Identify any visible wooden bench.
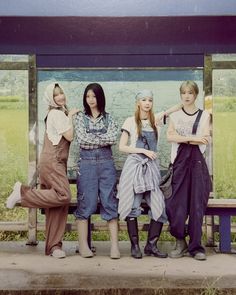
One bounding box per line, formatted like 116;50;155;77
205;198;236;253
39;197;236;254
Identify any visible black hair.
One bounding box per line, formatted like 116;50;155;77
83;83;106;116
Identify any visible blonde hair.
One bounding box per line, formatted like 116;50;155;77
180;80;199;97
134;103;157;138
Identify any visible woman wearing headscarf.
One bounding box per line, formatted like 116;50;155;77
6;82;79;258
118;89;181;259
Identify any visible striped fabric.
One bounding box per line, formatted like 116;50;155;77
117;154;165;221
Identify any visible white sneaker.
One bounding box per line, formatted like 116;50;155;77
51;249;66;259
6;181;22;209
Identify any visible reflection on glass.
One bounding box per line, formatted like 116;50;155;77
213;69;236;198
38;69;203;178
0;70;28;220
0;55;29;62
212;54;236;62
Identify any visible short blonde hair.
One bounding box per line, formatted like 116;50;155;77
180;80;199;97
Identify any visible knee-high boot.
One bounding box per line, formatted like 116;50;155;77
107;219;120;259
76;219;93;258
126;217;142;259
144;219;167;258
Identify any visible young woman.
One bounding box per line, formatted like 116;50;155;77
74;83;120;259
6;83;79;258
166;80;212;261
118;89;181;259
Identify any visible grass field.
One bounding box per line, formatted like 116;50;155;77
213;112;236;198
0;107;28;222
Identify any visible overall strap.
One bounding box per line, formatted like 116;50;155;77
83;114;90;132
84;113;109;132
103;113;109;130
192;109;203;135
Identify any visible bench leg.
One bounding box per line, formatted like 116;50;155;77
88;217;91;249
205;215;216;247
218;215;232;253
87;217;96;253
26;208;38;246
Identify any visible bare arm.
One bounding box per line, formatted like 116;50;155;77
156;103;183;125
119;130;157;160
167;117;210;145
189;116;211;145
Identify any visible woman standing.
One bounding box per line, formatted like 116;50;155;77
118;89;181;259
74;83;120;259
6;83;79;258
166;80;212;261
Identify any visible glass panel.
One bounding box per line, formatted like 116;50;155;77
0;55;29;62
213;69;236;198
38;69;203;179
212;54;236;62
0;70;28;220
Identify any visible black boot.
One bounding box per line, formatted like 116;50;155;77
144;220;167;258
126;217;142;259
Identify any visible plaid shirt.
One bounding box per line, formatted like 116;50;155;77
74;112;118;149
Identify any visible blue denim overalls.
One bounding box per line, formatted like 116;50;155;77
74;114;118;221
127;130;167;223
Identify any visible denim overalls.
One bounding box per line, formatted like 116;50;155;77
127;130;167;223
74;114;118;221
165;143;212;255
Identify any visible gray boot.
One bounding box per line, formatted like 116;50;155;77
76;219;93;258
108;219;120;259
168;239;188;258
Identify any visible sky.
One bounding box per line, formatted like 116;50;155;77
0;0;236;17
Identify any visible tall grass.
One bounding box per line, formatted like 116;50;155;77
213;97;236;198
0;107;28;221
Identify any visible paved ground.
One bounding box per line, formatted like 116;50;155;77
0;241;236;294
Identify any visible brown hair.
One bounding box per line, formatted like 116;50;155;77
180;80;199;97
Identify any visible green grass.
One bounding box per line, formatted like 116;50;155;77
213;112;236;198
0;108;28;222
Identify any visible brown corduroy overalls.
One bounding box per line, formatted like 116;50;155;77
21;131;71;255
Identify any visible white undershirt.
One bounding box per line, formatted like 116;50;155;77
121;112;164;148
169;109;210;163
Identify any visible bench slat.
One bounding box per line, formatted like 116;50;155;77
208;199;236;208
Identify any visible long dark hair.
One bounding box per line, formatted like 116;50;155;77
83;83;106;116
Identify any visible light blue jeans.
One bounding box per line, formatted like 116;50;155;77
74;147;118;221
128;191;167;223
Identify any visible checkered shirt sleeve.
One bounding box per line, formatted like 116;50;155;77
74;112;118;149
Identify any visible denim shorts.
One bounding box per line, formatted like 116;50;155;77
74;147;118;221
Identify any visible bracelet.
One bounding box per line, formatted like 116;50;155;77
163;114;167;125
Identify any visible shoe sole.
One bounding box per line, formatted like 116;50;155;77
168;248;188;258
144;251;168;258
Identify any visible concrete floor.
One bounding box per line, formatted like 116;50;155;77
0;241;236;294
